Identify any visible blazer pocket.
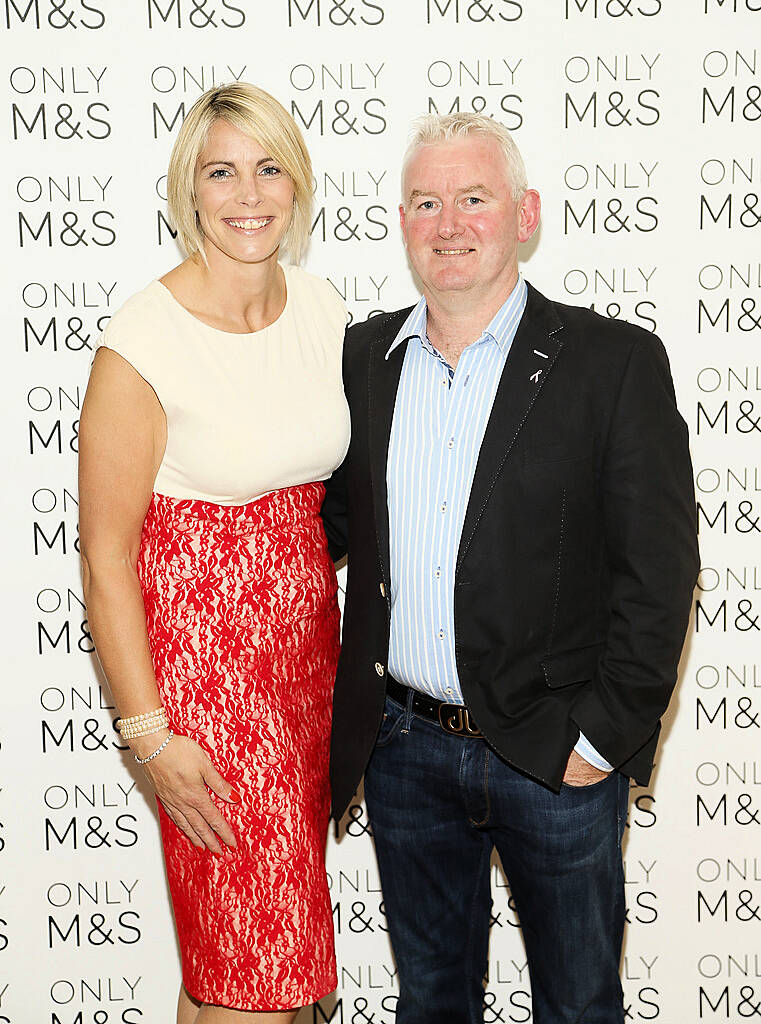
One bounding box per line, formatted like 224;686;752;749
541;643;602;689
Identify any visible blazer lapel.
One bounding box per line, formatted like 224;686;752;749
367;309;413;584
457;284;565;572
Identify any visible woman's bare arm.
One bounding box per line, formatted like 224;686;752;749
79;348;165;717
79;349;238;854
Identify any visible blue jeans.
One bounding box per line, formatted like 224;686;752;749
363;693;630;1024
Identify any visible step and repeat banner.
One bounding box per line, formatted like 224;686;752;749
2;2;760;1022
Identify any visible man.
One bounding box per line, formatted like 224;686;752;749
322;114;698;1024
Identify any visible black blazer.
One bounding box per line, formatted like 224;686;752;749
322;283;699;820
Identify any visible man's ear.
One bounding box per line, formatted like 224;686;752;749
518;189;541;243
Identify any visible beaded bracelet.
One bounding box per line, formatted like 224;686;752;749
134;731;174;765
118;707;165;728
118;709;169;740
120;716;169;740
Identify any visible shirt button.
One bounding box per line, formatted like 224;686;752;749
446;688;453;695
438;629;446;639
448;438;454;449
440;502;447;513
434;567;441;579
379;582;386;598
374;662;385;677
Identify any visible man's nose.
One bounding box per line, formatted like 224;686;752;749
437;205;462;237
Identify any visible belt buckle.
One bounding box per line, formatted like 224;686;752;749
438;703;482;738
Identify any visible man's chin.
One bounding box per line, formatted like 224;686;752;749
427;269;475;293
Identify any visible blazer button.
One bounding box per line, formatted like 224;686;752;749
379;582;386;598
374;662;385;677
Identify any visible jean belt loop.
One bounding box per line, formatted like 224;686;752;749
402;683;414;734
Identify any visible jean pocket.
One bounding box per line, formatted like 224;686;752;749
374;700;406;748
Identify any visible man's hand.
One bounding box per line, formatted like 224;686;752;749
563;750;611;787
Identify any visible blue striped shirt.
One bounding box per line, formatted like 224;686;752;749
386;277;527;704
385;277;612;771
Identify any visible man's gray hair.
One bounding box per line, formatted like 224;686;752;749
401;113;528;202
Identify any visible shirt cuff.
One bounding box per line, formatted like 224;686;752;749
574;732;614;772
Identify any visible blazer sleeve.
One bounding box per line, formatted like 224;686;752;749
320;327;351;563
570;334;699;768
321;461;348;563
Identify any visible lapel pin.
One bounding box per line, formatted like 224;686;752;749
533;349;549;359
530;370;542;383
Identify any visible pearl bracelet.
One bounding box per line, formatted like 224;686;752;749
118;709;169;739
134;731;174;765
118;707;165;728
120;718;169;740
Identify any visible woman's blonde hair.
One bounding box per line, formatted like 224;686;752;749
167;82;313;262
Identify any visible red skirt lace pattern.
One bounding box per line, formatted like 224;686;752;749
137;482;339;1011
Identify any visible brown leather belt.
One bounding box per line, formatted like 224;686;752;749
386;675;483;738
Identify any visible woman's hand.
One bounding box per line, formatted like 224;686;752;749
132;732;240;855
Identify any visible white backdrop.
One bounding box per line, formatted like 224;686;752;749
2;2;760;1022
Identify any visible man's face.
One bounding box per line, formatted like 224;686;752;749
400;136;539;305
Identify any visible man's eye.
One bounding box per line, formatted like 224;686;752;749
419;200;435;210
465;196;483;205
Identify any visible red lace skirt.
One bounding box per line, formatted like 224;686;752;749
137;483;339;1011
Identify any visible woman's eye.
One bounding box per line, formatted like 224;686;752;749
209;168;231;179
260;165;282;176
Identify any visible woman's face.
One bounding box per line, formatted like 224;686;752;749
193;119;296;267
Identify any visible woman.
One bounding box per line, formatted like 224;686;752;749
79;83;349;1023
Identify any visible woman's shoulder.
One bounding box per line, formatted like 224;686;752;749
284;263;348;327
101;280;171;341
95;281;179;392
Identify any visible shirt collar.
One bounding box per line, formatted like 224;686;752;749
385;295;427;360
385;275;527;360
